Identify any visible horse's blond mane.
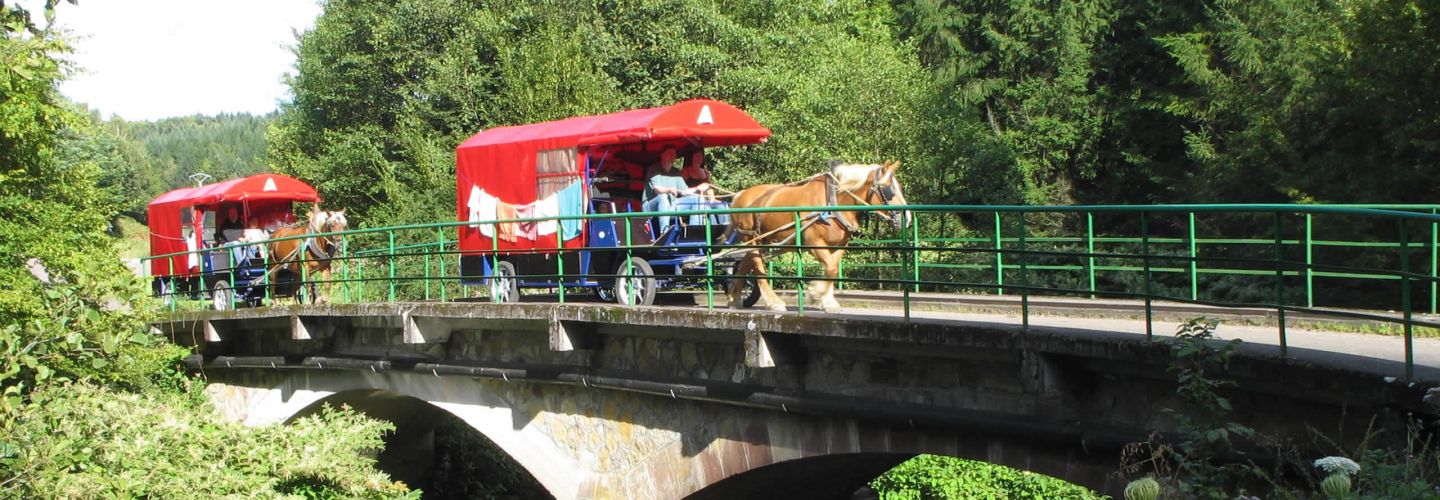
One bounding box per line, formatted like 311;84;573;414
829;163;887;191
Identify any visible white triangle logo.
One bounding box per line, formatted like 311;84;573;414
263;178;278;192
696;105;714;125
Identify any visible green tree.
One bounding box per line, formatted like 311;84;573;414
272;0;934;227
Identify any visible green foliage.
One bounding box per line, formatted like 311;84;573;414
0;5;414;498
1;385;413;499
869;454;1103;499
273;0;933;228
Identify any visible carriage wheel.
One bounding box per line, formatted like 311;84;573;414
615;257;656;307
489;261;520;303
724;261;762;309
211;280;233;311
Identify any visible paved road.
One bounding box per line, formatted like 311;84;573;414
668;289;1440;384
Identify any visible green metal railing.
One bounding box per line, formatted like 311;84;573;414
143;203;1440;380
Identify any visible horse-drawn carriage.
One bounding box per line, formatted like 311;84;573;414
146;173;322;310
455;99;773;305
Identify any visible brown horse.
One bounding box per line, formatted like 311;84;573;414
724;161;909;312
267;208;348;304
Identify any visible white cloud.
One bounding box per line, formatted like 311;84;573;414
41;0;322;121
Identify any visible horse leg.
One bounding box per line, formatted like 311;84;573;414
747;251;786;311
313;267;332;304
806;248;832;307
756;256;787;312
727;251;755;308
820;248;845;312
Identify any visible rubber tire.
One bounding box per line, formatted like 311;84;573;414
615;257;656;307
212;280;233;311
489;260;521;303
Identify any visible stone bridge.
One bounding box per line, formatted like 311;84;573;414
154;301;1440;499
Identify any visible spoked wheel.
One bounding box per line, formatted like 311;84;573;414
211;280;233;311
614;257;656;307
489;260;520;303
724;261;761;309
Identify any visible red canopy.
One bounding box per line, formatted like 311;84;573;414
147;173;320;209
455;99;770;254
147;173;320;276
457;99;772;151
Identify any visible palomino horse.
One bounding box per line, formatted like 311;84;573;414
724;161;909;312
267;209;348;303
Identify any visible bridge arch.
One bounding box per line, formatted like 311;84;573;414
286;389;548;497
204;368;1121;499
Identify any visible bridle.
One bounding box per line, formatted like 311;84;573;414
830;167;902;225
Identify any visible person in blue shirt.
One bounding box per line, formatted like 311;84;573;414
643;147;709;232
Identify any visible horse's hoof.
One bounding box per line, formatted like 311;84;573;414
765;302;787;312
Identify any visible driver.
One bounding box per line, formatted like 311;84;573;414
643;147;708;230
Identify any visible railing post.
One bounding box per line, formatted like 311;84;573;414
1188;211;1198;301
1141;211;1152;340
1305;213;1314;309
227;245;236;310
993;212;1004;295
1401;220;1415;381
1018;212;1028;330
424;243;432;301
436;228;447;303
299;238;309;304
910;212;920;293
387;230;396;303
1430;208;1437;315
904;210;913;322
623;218;633;305
1086;211;1096;299
794;210;804;314
704;215;714;309
1274;211;1287;358
341;237;351;304
491;221;501;303
556;219;566;304
167;258;176;312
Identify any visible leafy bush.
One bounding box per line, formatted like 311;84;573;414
870;454;1103;499
0;384;414;499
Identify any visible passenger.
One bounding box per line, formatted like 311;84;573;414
643;147;706;231
214;206;244;244
680;149;713;197
241;217;269;260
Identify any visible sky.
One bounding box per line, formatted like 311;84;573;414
38;0;322;121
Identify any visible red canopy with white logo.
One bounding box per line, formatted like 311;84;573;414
147;173;320;276
455;99;771;254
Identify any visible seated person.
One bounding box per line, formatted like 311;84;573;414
680;149;714;197
642;147;708;231
214;206;244;244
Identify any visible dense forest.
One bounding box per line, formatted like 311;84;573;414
87;112;272;220
273;0;1440;230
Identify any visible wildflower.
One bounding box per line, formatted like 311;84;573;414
1313;456;1361;476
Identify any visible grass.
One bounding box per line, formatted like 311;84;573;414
111;215;149;261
